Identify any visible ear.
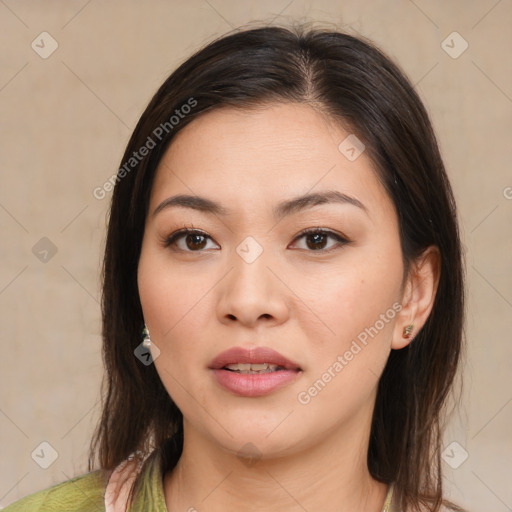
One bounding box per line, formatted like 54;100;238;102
391;245;441;350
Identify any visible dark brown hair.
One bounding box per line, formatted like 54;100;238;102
89;23;465;511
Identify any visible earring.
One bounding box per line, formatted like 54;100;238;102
403;324;414;338
142;325;152;347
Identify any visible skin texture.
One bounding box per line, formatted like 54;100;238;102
137;103;440;512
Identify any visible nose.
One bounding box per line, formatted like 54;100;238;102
216;245;289;329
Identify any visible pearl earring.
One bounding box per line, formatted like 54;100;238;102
142;325;152;347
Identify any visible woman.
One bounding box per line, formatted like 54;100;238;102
5;23;465;512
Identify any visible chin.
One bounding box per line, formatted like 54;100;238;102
201;418;309;459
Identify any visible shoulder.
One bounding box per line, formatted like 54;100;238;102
2;469;110;512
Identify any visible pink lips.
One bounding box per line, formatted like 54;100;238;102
209;346;302;397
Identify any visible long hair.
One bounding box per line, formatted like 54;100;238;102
89;23;465;511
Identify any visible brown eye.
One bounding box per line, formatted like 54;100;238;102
164;228;349;253
184;233;208;250
164;229;218;252
292;229;349;252
305;232;328;250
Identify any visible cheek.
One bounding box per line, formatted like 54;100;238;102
138;251;212;410
301;243;403;371
324;256;401;326
138;248;209;334
295;269;401;420
137;248;219;387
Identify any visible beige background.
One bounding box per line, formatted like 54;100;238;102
1;1;511;510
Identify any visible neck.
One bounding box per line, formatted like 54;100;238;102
163;417;388;512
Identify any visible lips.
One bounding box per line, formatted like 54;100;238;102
209;346;302;397
208;346;302;371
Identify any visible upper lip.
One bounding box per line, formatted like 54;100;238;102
209;346;302;370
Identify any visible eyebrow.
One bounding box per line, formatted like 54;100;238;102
152;190;368;219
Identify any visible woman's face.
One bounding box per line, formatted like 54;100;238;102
138;103;407;459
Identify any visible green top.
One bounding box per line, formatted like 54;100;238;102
2;450;167;512
3;449;396;511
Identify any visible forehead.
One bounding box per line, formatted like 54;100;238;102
150;103;394;220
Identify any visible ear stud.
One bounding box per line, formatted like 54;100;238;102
402;324;414;338
403;324;414;338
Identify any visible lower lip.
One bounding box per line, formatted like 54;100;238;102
211;368;301;397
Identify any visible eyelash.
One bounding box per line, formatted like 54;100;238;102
163;226;350;254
